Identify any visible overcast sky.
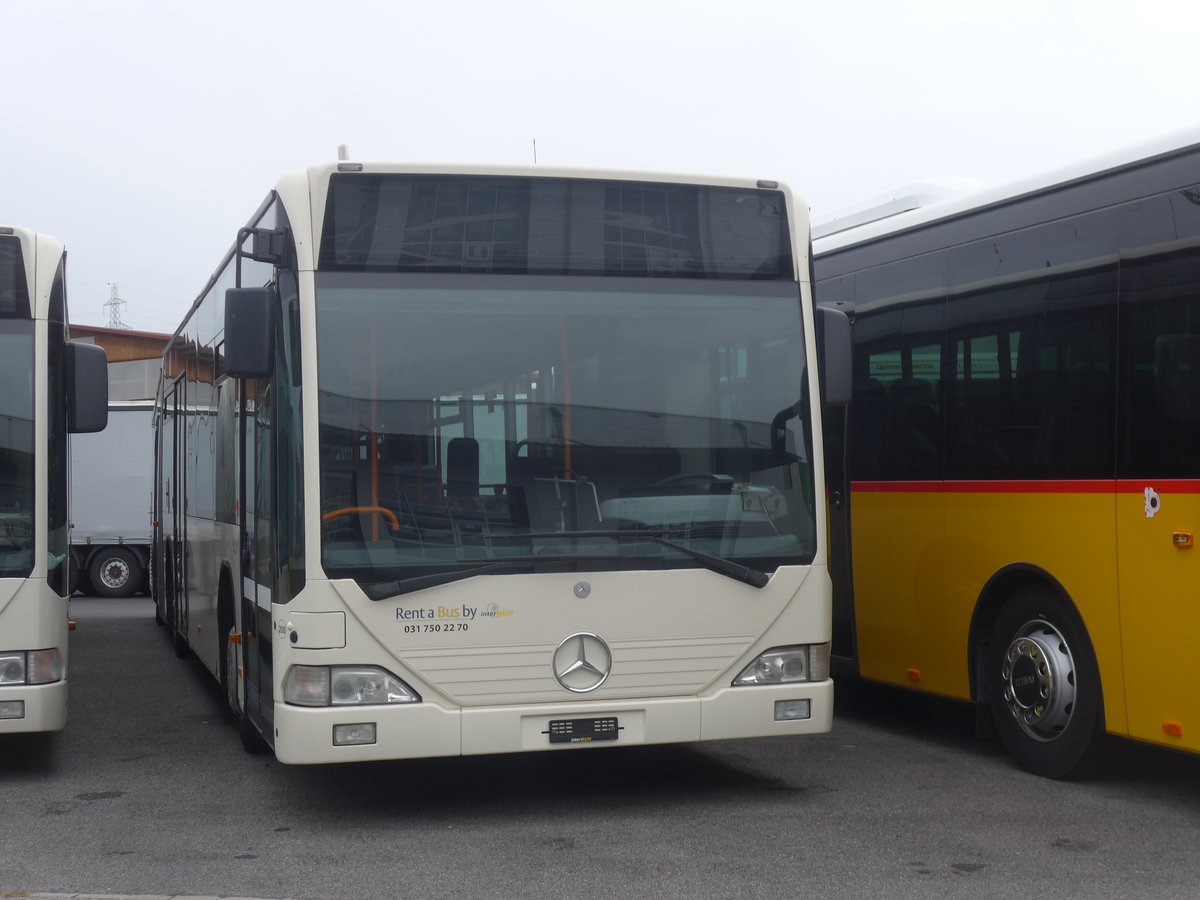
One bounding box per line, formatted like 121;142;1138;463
5;0;1197;331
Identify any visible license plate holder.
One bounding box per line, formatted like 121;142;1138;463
547;716;620;744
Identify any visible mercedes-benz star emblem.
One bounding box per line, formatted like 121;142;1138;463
552;632;612;693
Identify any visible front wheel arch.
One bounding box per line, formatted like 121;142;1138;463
968;564;1074;704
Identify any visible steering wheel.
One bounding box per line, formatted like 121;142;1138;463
321;506;400;530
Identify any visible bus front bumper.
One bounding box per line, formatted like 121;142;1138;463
0;680;67;734
270;679;833;764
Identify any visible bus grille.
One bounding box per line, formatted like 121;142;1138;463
402;635;756;705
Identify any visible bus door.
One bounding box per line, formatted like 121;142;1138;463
825;379;855;661
163;378;187;643
818;297;857;663
239;378;274;736
1115;252;1200;750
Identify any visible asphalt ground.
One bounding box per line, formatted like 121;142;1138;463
2;596;1198;900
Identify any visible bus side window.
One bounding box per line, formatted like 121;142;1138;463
1119;242;1200;478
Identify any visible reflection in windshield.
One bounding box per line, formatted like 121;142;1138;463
315;274;814;581
0;323;35;577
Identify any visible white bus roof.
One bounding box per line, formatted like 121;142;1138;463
813;124;1200;254
811;179;983;240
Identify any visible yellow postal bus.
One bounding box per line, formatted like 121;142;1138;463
815;132;1200;777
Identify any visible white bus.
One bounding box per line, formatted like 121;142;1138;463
0;226;108;734
153;163;849;764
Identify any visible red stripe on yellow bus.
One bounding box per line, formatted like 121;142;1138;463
850;480;1200;494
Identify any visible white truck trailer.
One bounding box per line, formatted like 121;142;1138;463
69;400;153;597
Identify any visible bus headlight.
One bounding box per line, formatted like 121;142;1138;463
283;665;421;707
0;653;26;685
330;667;419;706
0;649;63;685
732;644;830;686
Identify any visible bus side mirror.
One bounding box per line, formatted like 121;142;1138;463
67;340;108;433
224;287;276;378
816;305;852;407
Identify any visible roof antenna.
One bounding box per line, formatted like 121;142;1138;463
337;144;350;161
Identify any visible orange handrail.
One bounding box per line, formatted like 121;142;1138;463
321;506;400;530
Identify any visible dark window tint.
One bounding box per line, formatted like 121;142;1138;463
946;260;1117;479
849;253;946;481
0;236;31;318
1118;241;1200;478
946;211;1120;480
47;321;69;595
0;321;35;577
823;163;1200;484
852;338;944;481
48;257;71;592
1114;186;1200;478
273;269;305;597
49;257;67;325
318;174;794;280
844;211;1122;483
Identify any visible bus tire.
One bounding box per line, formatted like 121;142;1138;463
172;625;191;659
221;635;271;756
89;548;143;598
239;712;271;755
220;626;240;718
988;586;1105;779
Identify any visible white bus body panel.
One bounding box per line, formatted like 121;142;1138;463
160;166;832;762
0;578;68;733
1;229;70;734
270;565;831;764
183;516;240;679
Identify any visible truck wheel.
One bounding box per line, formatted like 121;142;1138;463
89;548;143;598
988;586;1105;779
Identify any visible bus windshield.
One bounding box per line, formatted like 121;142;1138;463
315;273;815;582
0;321;35;577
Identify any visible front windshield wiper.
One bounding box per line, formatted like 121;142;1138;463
362;530;771;602
363;561;533;601
522;530;771;589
